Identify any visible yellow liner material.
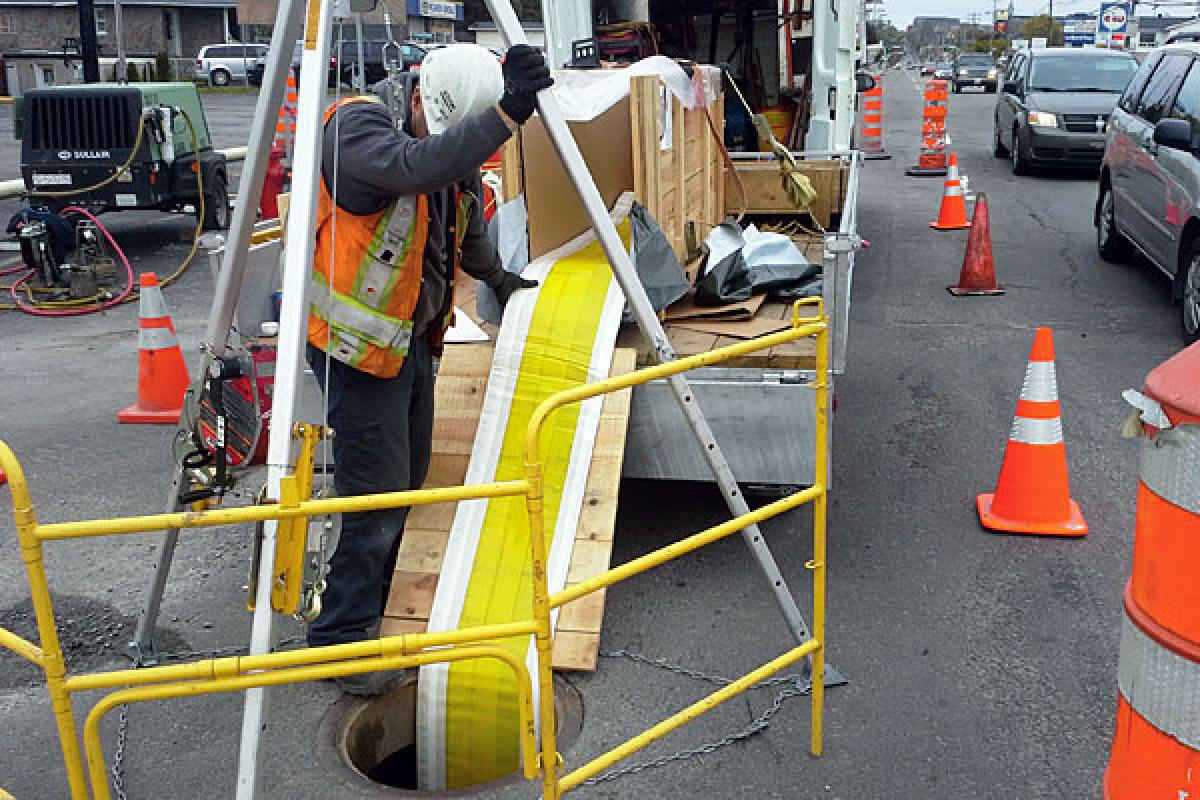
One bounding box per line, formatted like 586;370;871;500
442;225;629;788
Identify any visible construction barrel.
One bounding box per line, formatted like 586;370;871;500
1105;342;1200;798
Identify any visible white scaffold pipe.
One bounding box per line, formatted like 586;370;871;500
234;0;336;797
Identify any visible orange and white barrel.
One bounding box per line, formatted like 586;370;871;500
1105;343;1200;798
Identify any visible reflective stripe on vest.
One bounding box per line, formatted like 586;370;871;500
309;273;414;352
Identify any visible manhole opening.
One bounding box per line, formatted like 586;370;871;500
325;674;582;796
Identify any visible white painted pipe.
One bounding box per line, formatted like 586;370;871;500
0;146;249;200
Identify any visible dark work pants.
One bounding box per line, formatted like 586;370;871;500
305;333;434;647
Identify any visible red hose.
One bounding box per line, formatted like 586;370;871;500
8;206;136;317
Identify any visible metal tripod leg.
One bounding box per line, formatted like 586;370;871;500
128;0;305;668
484;0;844;688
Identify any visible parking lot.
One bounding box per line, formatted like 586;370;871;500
0;71;1187;798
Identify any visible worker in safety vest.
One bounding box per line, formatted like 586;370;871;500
305;43;551;694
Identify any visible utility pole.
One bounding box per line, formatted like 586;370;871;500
1049;0;1055;45
77;0;100;82
115;0;127;83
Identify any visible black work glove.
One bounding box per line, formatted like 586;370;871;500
494;271;538;307
498;44;553;125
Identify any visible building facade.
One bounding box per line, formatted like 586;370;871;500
0;0;235;92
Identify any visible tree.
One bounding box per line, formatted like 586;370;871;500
1021;14;1062;46
972;36;1008;58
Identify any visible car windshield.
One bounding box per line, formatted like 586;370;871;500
1028;55;1137;92
959;56;992;66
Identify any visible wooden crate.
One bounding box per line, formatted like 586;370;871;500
723;155;850;228
501;70;725;264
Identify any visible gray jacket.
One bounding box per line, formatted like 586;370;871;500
320;100;512;335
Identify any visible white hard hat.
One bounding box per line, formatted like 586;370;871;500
419;44;504;135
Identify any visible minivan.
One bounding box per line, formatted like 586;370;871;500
194;44;268;86
1097;44;1200;343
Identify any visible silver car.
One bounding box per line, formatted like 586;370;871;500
194;43;268;87
1097;44;1200;343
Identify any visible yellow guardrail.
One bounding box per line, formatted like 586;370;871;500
0;297;831;800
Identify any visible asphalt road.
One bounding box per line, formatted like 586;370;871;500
0;77;1187;799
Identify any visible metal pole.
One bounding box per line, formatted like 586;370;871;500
129;0;305;666
114;0;127;83
482;0;840;684
354;12;367;93
77;0;100;83
236;0;335;793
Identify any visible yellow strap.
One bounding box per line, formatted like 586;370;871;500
439;224;630;789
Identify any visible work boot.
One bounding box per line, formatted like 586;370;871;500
333;667;413;696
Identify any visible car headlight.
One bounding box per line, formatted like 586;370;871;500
988;68;998;78
1028;111;1058;128
958;68;969;75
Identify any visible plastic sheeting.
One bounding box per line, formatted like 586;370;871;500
630;201;689;311
550;56;722;122
478;195;531;326
416;194;635;790
695;223;821;306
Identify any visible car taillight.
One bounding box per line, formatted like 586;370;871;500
195;60;202;68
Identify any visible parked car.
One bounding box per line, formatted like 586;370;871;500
335;40;426;87
194;43;268;86
920;61;936;75
953;53;998;93
247;40;340;88
933;62;954;80
993;46;1138;174
1097;44;1200;343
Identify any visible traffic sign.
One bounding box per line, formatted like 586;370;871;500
1099;2;1130;34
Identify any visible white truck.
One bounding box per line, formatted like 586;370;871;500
530;0;865;487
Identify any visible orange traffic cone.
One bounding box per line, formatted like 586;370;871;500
977;327;1087;536
930;154;971;231
948;193;1004;296
118;273;190;424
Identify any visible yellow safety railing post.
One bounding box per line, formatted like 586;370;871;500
0;441;90;800
522;440;561;799
810;304;830;758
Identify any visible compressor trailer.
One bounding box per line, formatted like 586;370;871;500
15;82;231;231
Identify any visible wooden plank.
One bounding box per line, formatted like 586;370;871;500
557;587;607;633
500;131;523;202
385;571;439;620
672;94;687;259
381;617;428;637
393;528;451;574
713;95;725;227
630;75;661;223
551;631;600;672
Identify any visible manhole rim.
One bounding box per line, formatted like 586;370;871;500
316;673;584;797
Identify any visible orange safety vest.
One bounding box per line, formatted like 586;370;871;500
307;96;430;378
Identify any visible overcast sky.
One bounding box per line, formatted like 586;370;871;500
882;0;1148;27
